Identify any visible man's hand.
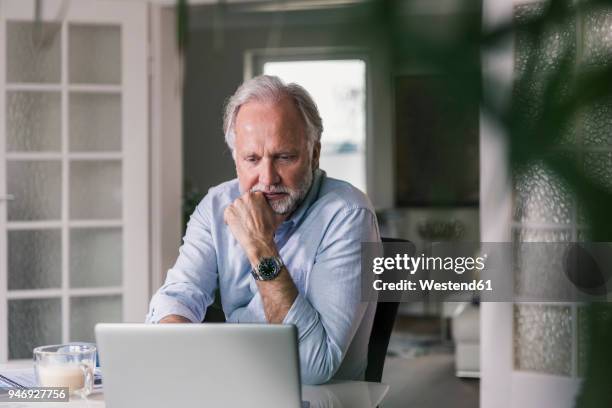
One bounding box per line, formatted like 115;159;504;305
223;192;281;263
224;192;297;323
159;314;192;324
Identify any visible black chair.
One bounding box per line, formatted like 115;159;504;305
364;237;410;383
364;302;400;382
202;289;226;323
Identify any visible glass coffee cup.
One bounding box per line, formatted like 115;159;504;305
33;344;96;398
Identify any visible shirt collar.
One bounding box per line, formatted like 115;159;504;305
283;168;326;228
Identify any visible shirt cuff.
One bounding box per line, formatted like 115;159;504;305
282;293;319;340
145;293;200;324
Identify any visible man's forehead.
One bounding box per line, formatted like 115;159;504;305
234;98;307;150
236;97;302;123
235;136;303;154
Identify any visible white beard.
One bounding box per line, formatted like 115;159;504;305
250;169;314;215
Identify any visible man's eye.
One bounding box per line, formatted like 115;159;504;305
279;155;294;161
245;157;259;163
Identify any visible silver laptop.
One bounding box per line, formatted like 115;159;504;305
95;323;302;408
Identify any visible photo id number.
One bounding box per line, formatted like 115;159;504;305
2;387;69;402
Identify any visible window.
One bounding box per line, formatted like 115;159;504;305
260;58;368;193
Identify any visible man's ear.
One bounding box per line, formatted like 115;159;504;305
311;142;321;170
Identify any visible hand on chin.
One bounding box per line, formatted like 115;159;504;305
224;191;282;255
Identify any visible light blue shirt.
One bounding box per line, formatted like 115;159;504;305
146;169;380;384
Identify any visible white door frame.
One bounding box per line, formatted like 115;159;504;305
148;3;183;295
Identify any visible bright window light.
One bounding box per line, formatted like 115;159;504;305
263;59;367;193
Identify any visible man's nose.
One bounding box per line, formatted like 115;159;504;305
259;159;280;186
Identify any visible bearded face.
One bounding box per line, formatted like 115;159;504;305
248;167;313;215
233;97;319;218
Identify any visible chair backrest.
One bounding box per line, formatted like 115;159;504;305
202;302;226;323
364;237;409;383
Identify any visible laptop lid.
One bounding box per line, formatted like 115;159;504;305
95;323;302;408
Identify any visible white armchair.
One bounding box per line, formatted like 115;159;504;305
451;303;480;378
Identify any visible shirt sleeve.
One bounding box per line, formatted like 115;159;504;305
282;207;380;384
145;195;218;324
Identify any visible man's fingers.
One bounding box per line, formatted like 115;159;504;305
229;191;274;226
233;196;247;212
251;191;267;204
243;190;264;201
223;205;235;225
237;192;266;210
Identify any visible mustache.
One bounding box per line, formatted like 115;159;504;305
250;185;292;194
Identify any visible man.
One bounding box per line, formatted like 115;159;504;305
146;75;380;385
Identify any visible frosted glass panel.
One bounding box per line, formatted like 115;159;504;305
513;229;573;299
70;228;122;288
9;298;61;359
70;161;122;219
577;305;612;377
7;161;61;221
513;227;572;243
514;3;539;75
577;306;588;377
69;24;121;84
583;10;612;67
513;4;577;147
70;296;122;342
577;194;592;226
514;163;573;224
8;229;61;290
70;93;121;151
7;21;61;83
514;3;575;73
578;229;591;242
583;99;612;147
513;244;576;300
584;152;612;192
7;91;61;152
514;304;572;376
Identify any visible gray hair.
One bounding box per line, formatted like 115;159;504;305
223;75;323;155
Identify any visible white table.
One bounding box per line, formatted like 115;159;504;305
303;381;389;407
1;363;389;408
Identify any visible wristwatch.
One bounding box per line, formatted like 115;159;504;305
251;256;284;281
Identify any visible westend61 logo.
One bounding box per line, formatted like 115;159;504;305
361;242;612;303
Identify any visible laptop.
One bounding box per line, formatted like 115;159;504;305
95;323;303;408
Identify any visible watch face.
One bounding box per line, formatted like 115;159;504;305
258;257;279;280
